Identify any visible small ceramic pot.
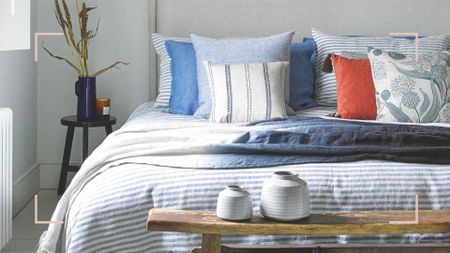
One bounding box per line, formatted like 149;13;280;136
260;171;310;221
216;186;252;221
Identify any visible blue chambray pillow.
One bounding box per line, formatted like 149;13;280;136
151;34;190;109
191;32;294;118
165;40;199;115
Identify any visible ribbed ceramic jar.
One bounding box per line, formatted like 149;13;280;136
260;171;310;221
216;186;253;221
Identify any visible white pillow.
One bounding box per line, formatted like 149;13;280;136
368;48;450;123
204;61;289;123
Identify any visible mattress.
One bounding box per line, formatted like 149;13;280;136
64;103;450;253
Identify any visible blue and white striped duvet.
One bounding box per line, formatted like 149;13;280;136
62;104;450;252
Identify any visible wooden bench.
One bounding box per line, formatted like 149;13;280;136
147;209;450;253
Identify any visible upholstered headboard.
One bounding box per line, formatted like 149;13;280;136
148;0;450;98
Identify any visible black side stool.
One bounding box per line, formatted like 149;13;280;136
57;115;117;195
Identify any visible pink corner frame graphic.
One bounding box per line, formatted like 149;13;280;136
389;32;420;61
34;32;64;62
389;195;419;224
34;195;64;225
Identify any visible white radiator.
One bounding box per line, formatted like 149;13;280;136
0;108;12;249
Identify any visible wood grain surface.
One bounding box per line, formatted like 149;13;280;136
147;209;450;236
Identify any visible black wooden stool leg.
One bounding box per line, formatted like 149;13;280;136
82;126;89;161
105;125;113;135
58;126;75;195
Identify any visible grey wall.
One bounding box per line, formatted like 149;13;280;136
37;0;150;187
0;0;39;214
0;0;37;181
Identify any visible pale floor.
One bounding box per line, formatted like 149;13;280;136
1;190;60;253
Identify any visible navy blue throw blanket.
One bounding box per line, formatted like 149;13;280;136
205;117;450;167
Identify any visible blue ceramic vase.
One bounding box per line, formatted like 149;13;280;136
75;77;97;120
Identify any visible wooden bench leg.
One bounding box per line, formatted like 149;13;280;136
195;234;220;253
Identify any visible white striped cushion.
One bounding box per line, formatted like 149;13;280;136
204;61;289;123
151;34;190;108
312;28;450;106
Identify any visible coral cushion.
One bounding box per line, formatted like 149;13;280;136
331;54;377;120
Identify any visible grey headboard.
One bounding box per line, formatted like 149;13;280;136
149;0;450;98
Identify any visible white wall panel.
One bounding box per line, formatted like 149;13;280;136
0;0;30;51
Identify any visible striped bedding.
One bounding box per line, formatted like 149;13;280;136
63;103;450;252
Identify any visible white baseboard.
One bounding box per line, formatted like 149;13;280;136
13;161;80;216
39;161;80;189
13;162;40;216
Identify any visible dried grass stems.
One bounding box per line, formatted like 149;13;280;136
43;0;129;77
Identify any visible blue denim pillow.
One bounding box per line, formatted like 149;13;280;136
290;40;317;110
303;38;317;80
165;40;199;115
191;32;294;118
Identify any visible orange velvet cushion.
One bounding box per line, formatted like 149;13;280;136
331;54;377;120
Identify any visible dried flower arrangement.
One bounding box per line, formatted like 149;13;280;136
43;0;128;77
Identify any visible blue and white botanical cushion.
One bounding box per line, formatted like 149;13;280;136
312;28;450;106
368;48;450;123
151;34;190;108
192;32;294;118
204;61;289;123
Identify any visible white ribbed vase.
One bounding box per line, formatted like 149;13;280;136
260;171;310;221
216;186;253;221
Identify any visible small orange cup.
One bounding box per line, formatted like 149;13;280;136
96;98;111;120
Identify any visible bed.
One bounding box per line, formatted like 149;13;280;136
38;0;450;252
36;103;449;253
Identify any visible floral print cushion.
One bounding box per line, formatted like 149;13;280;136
368;48;450;123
